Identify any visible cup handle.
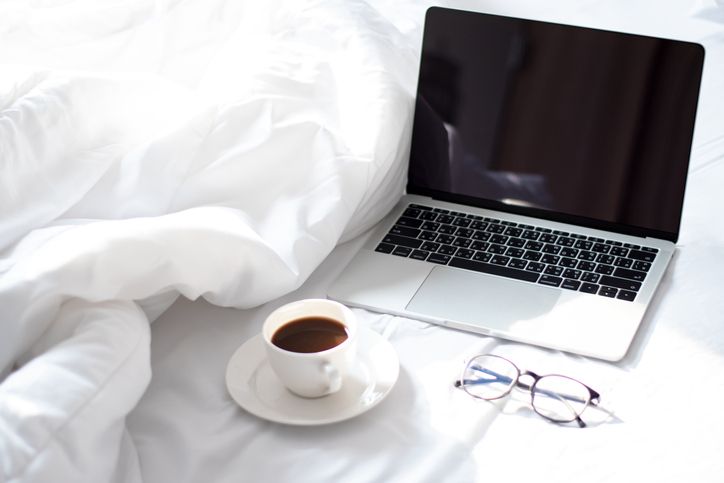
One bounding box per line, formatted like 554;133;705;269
321;362;342;394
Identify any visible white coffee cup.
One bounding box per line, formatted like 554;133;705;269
262;299;358;398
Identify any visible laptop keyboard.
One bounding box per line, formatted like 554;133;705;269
375;204;659;302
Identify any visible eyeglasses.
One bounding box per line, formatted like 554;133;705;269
455;354;601;428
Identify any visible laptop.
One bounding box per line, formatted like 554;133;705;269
327;7;705;361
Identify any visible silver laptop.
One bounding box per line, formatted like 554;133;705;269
328;7;704;361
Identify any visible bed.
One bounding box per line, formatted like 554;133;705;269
1;0;723;482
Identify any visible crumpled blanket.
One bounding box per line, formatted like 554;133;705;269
0;1;420;481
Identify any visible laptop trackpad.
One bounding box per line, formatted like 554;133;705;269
406;266;561;331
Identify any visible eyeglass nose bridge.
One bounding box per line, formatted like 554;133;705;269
514;370;541;392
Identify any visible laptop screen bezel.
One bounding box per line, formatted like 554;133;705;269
406;7;705;244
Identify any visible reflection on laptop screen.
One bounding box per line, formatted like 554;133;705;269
408;8;704;242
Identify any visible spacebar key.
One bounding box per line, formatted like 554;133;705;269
449;257;540;283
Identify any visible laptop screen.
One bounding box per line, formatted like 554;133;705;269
407;7;704;242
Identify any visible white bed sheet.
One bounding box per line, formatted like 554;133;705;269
128;2;724;483
1;0;723;482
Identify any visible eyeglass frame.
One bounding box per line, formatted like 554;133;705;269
455;354;601;428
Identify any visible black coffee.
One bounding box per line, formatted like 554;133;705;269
271;316;348;353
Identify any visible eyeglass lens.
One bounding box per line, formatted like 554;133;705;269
532;375;590;422
461;355;518;400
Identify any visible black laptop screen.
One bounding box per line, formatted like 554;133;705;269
407;8;704;242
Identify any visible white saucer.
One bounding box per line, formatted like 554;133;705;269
225;327;399;425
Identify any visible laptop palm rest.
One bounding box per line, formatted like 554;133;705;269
406;266;560;332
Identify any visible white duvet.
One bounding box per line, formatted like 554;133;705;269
0;1;420;481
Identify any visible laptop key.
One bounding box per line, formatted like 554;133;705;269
438;244;457;255
544;265;564;276
437;215;455;224
390;225;421;238
470;241;490;251
592;243;610;253
541;254;560;265
392;246;412;257
580;272;600;283
538;275;563;287
542;244;561;254
375;242;395;254
420;241;440;252
410;249;430;261
438;225;457;235
556;237;576;247
452;237;472;248
505;247;525;258
436;234;455;245
523;251;543;261
525;262;545;273
428;253;451;265
632;261;651;272
455;228;474;238
488;244;507;254
596;254;615;265
599;286;618;298
456;248;475;259
421;221;440;231
560;247;579;258
449;257;540;283
509;259;528;270
396;216;423;228
472;230;491;241
594;264;615;275
610;246;629;257
473;251;492;263
539;234;558;243
403;208;422;218
600;275;642;292
559;257;578;268
577;261;596;272
614;257;633;268
507;237;526;248
491;255;510;266
419;211;439;221
418;230;439;241
561;279;581;290
613;267;647;282
383;234;422;249
562;269;581;279
580;282;600;294
617;290;637;302
578;250;597;261
452;217;472;227
628;249;656;262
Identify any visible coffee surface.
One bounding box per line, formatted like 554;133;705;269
271;316;348;353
